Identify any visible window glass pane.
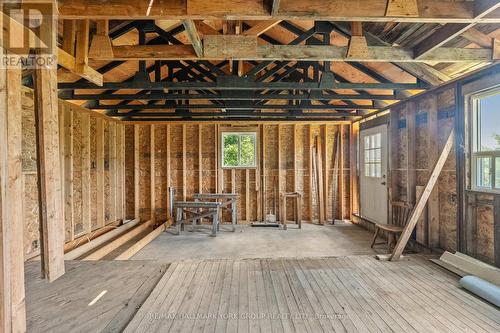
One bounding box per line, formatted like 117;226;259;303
374;133;381;148
476;157;492;188
222;132;256;168
240;134;256;167
363;133;383;178
375;148;381;163
477;93;500;152
223;134;239;167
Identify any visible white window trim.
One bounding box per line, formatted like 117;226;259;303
470;89;500;193
221;132;258;169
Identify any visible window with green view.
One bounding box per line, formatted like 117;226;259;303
221;132;257;168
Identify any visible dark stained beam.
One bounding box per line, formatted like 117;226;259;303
63;92;398;101
59;80;427;91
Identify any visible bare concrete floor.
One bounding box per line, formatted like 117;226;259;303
132;221;379;261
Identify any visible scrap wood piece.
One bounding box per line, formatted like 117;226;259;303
377;128;455;261
64;219;140;260
82;220;156;261
63;220;121;252
114;222;170;260
434;251;500;286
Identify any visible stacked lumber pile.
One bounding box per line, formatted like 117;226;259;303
64;218;172;261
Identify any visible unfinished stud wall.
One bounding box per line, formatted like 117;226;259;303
21;88;126;259
389;87;458;253
358;66;499;266
124;123;351;224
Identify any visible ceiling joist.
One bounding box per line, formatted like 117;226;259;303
56;0;500;23
90;42;495;63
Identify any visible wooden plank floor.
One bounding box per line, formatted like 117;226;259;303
124;255;500;333
26;260;168;332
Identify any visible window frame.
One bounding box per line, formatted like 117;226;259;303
220;131;258;169
470;88;500;194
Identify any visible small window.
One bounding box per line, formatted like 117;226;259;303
221;132;257;168
364;133;382;178
471;90;500;192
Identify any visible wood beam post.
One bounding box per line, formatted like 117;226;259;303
96;118;105;228
182;20;203;58
340;125;345;220
182;124;187;200
427;96;440;248
134;125;140;219
322;125;329;222
34;19;65;281
198;125;203;193
75;19;90;74
406;102;416;204
277;125;282;221
62;20;76;55
109;122;117;223
262;125;267;216
0;56;27;332
166;125;171;216
350;123;360;217
347;22;369;59
308;125;313;222
89;19;113;59
82;114;91;233
63;107;74;240
150;125;156;222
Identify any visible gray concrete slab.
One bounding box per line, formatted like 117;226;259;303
131;221;379;261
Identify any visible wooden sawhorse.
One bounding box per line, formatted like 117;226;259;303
193;193;237;232
174;201;221;237
280;192;302;230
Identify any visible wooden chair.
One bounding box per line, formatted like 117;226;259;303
371;201;413;253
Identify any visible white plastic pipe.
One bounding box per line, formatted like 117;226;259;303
459;275;500;307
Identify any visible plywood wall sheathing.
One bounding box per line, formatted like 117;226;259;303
20;89;126;259
124;122;349;224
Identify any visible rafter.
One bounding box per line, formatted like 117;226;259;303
413;0;500;58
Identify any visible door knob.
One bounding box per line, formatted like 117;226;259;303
381;181;386;185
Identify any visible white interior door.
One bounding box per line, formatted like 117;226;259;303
360;124;388;224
